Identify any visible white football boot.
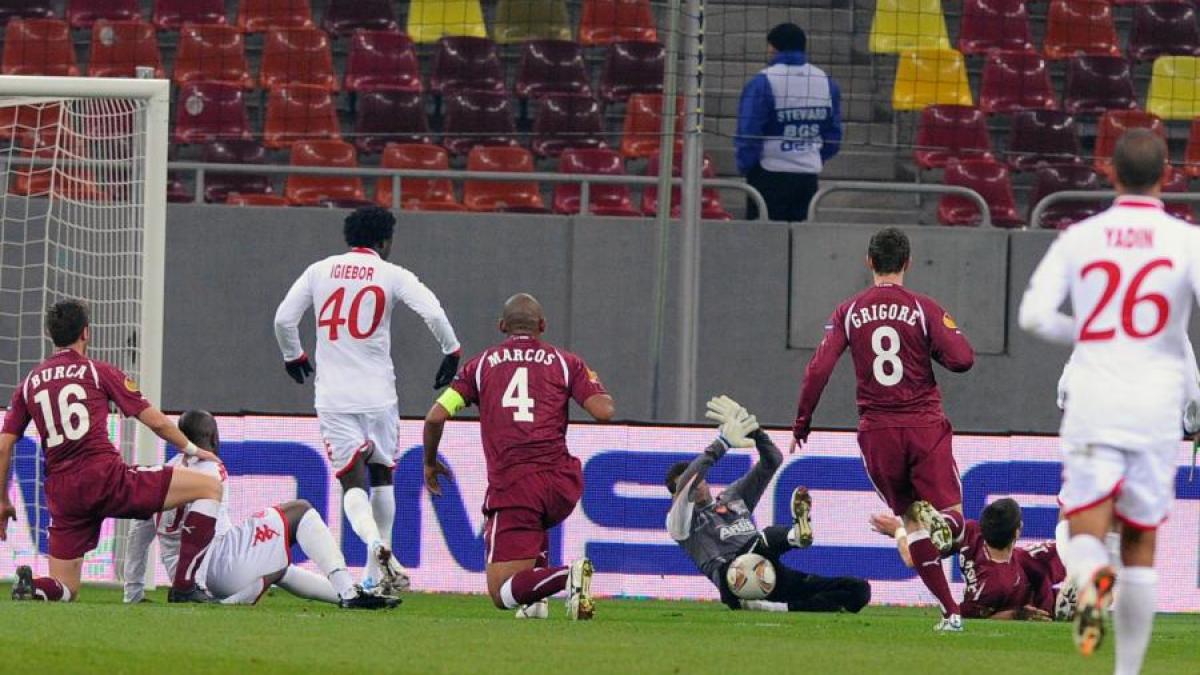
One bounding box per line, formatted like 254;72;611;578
933;614;964;633
515;600;549;619
565;558;595;621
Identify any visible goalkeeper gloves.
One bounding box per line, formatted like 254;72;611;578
284;354;314;384
434;350;462;389
705;395;759;448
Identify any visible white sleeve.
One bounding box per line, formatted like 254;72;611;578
274;267;314;361
393;266;460;354
665;474;698;542
122;518;157;603
1018;235;1075;345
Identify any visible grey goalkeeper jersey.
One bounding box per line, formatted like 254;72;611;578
666;431;783;586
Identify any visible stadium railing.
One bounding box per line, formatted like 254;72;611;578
807;181;994;226
1029;190;1200;229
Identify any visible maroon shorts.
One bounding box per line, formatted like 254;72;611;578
45;453;174;560
482;460;582;564
857;419;962;516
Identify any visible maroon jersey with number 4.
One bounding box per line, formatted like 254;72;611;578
450;334;607;489
2;349;151;475
794;283;974;436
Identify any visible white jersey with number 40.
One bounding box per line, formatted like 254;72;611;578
274;247;460;413
1020;196;1200;452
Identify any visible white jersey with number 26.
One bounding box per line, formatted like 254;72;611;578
1020;196;1200;452
274;247;460;413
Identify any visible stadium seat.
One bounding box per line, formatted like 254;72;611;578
1093;110;1166;178
0;2;54;27
641;154;732;220
8;133;105;201
599;41;666;103
406;0;487;44
152;0;226;31
320;0;397;36
237;0;313;33
938;159;1024;228
201;140;274;203
957;0;1032;55
1006;110;1083;172
463;146;547;213
869;0;951;53
173;81;252;144
1043;0;1121;60
285;140;365;206
515;40;592;100
344;30;421;93
260;28;338;91
913;104;993;170
167;171;193;203
495;0;572;44
430;36;506;96
354;89;433;153
1129;1;1200;62
1162;167;1195;221
442;90;520;156
263;84;340;149
174;23;255;89
1029;164;1104;228
1148;56;1200;119
226;193;291;207
2;19;78;76
374;143;466;211
532;93;607;158
620;93;683;159
1184;118;1200;177
88;20;163;79
553;148;640;217
0;102;59;142
579;0;657;46
65;0;139;29
1062;56;1137;115
892;50;973;111
978;50;1058;114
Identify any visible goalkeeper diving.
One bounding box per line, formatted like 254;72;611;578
665;395;871;612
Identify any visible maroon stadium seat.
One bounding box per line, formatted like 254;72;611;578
237;0;314;33
285;139;366;206
88;20;163;78
599;41;665;103
66;0;139;29
1029;164;1105;228
1062;56;1137;115
641;154;732;220
1043;0;1121;60
442;90;520;156
1162;167;1195;222
958;0;1033;55
463;146;547;213
174;81;252;144
531;93;607;158
260;27;338;91
201;140;274;203
1005;109;1083;172
152;0;226;31
374;143;466;211
174;23;255;89
429;36;506;95
263;83;340;149
913;105;994;170
579;0;657;46
938;158;1024;228
515;40;592;100
2;19;78;76
553;148;640;216
1129;1;1200;62
167;171;193;203
0;1;55;27
354;89;433;153
320;0;398;36
978;50;1058;114
226;193;290;207
344;30;421;93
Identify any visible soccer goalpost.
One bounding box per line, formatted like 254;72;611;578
0;75;168;583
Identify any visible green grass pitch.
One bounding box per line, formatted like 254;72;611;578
1;585;1197;674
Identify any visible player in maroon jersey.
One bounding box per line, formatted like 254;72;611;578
421;293;615;620
792;227;975;631
0;300;224;603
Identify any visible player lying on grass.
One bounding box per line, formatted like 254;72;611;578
1;300;224;603
870;498;1073;622
665;396;871;613
122;411;396;609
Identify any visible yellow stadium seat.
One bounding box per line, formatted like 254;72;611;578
892;50;973;111
869;0;951;53
406;0;487;44
1147;56;1200;120
494;0;572;44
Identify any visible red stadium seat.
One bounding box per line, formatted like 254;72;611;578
0;2;54;27
344;30;421;93
354;89;433;153
1093;110;1166;178
320;0;397;36
167;171;193;203
1029;164;1105;228
1129;1;1200;62
515;40;591;100
620;93;683;159
532;93;607;158
237;0;313;33
226;193;291;207
1006;109;1083;172
913;105;993;170
174;81;252;144
88;20;163;78
599;41;665;103
201;140;275;203
579;0;657;46
553;148;640;216
152;0;226;31
2;19;78;76
1043;0;1121;60
958;0;1033;55
8;132;106;201
174;23;255;89
938;158;1024;228
1061;56;1137;116
260;28;337;91
463;146;547;213
66;0;139;29
1185;117;1200;177
429;36;506;95
285;140;365;206
0;102;60;142
374;143;466;211
978;50;1057;114
263;84;340;149
1162;167;1195;221
641;154;732;220
442;90;520;156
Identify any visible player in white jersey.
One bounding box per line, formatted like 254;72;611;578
122;411;395;609
1019;130;1197;672
273;207;462;595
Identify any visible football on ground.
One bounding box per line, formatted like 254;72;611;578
2;585;1197;674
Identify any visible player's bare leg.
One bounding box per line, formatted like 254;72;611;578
365;463;406;594
1065;501;1118;657
337;454;405;596
12;556;82;602
905;501;963;631
1112;526;1156;673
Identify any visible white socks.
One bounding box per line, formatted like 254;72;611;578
1067;534;1109;588
1054;520;1071;553
1114;567;1156;675
296;509;357;600
280;566;342;604
371;488;395;548
190;498;220;518
343;487;383;549
499;577;520;610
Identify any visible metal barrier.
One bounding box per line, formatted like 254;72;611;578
807;181;993;227
167;161;770;220
1029;191;1200;228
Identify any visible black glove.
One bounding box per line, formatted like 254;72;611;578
284;354;314;384
434;350;461;389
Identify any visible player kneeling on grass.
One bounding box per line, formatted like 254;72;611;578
123;411;396;610
665;395;871;613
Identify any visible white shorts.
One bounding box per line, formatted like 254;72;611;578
204;507;292;601
1059;443;1176;530
318;405;399;477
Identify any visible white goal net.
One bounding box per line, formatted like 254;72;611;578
0;76;167;582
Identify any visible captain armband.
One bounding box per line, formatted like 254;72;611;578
436;388;467;417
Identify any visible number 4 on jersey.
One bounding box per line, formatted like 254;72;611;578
502;367;535;422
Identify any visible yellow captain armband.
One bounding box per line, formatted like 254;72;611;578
436;388;467;417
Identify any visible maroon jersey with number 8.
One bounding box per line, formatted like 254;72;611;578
450;334;607;489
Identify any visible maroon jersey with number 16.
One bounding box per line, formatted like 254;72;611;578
450;334;607;489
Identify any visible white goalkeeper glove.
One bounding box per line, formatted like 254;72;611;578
705;395;759;448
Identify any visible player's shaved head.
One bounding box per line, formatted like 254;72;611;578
499;293;545;335
1113;129;1167;195
178;410;220;453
